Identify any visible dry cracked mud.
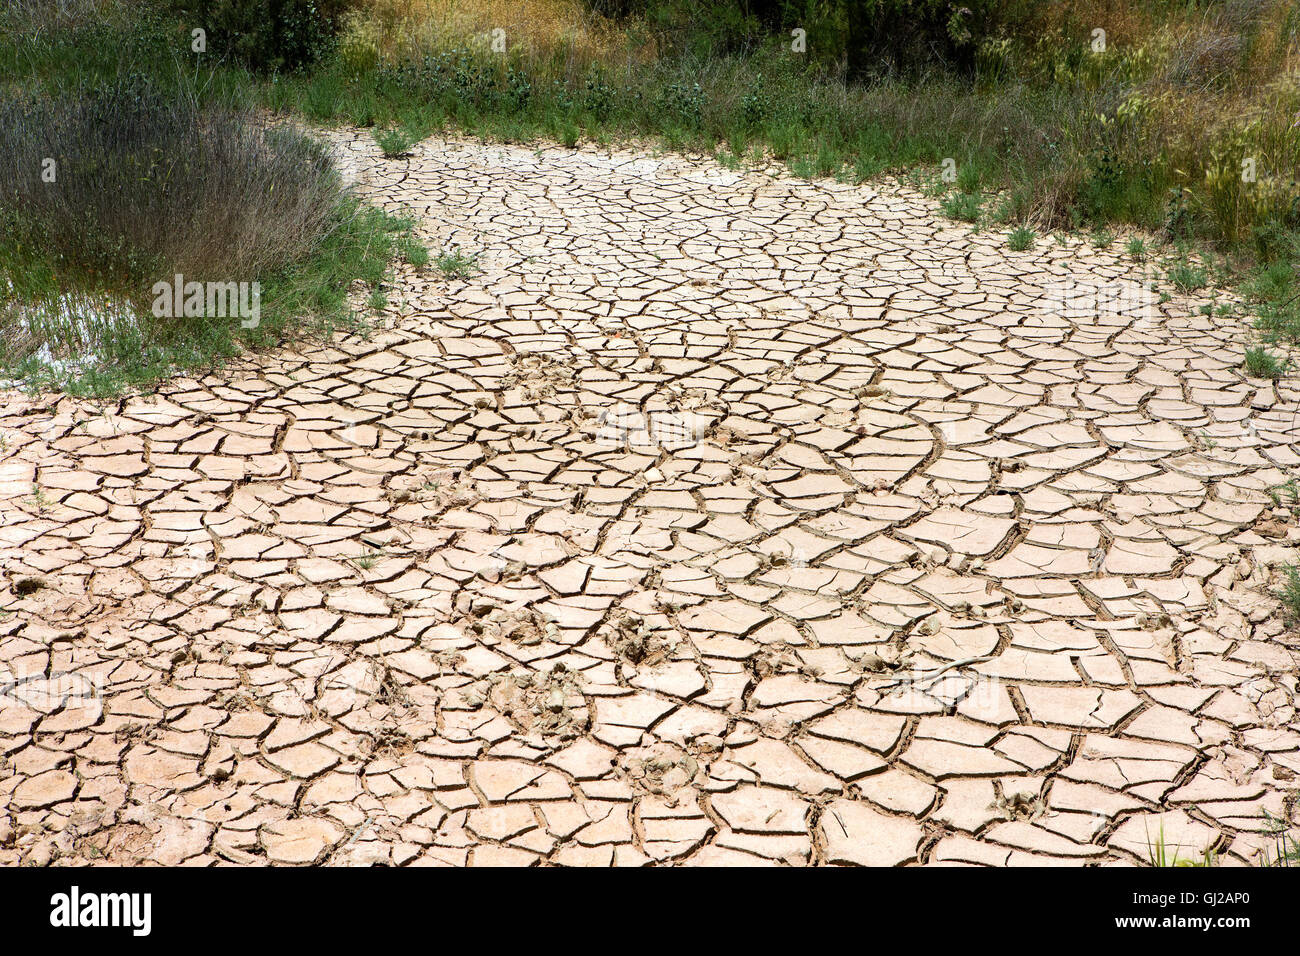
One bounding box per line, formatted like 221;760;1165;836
2;132;1299;867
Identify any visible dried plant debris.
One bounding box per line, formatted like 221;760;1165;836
619;743;703;797
467;666;590;740
601;608;677;665
992;790;1047;822
465;603;558;646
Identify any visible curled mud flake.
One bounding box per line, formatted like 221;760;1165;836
405;468;479;508
112;721;147;742
856;652;895;674
851;645;911;676
751;646;813;680
1255;516;1289;539
716;425;737;442
426;648;467;673
692;734;724;755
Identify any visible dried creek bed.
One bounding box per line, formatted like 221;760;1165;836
1;133;1298;866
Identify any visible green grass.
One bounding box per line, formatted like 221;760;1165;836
715;147;742;170
375;127;416;158
0;8;429;398
1276;565;1300;627
1126;237;1148;260
1243;346;1287;380
1250;241;1300;345
247;46;1149;238
941;192;982;223
553;118;581;148
434;248;481;281
398;231;430;269
2;0;1299;398
1168;259;1210;293
1007;227;1035;251
1262;812;1300;867
3;3;1296;253
1146;820;1218;867
3;198;422;397
1267;478;1300;514
955;163;981;194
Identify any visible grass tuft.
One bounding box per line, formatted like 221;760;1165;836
1276;564;1300;628
375;126;417;157
1244;346;1287;380
1146;820;1218;867
1168;259;1209;293
941;192;981;223
434;247;481;280
1007;226;1035;251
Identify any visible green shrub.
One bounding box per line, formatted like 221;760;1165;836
398;231;429;269
0;71;382;391
375;126;414;157
956;162;981;193
660;80;704;128
180;0;357;72
434;248;480;280
846;0;1035;77
1277;564;1300;627
1251;254;1300;344
741;75;769;128
0;74;339;288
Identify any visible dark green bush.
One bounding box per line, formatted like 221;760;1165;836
179;0;356;72
845;0;1037;77
584;1;1036;73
